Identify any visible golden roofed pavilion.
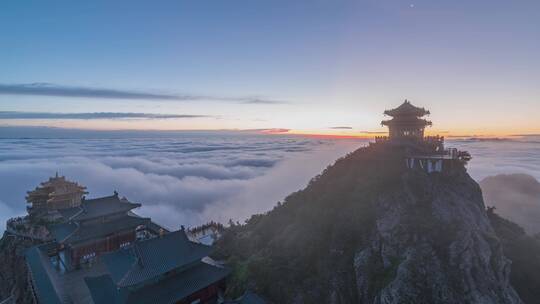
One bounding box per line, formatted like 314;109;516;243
26;172;87;215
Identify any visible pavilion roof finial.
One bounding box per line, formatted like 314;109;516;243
383;100;430;117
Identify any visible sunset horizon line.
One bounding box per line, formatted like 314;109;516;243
1;123;536;140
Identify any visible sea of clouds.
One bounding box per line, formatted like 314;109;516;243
1;128;539;233
451;136;540;234
451;136;540;182
0;128;362;231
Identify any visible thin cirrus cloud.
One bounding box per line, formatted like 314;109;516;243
0;83;288;104
240;98;286;104
0;111;211;120
359;130;387;134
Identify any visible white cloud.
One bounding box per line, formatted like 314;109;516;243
450;137;540;181
200;141;357;224
2;133;539;234
0;199;17;233
0;132;361;232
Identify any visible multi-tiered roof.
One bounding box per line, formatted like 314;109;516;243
26;173;87;214
383;100;430;117
49;194;150;246
375;100;472;173
381;100;432;140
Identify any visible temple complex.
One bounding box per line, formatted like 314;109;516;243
26;228;230;304
26;173;87;217
23;181;238;304
375;100;471;173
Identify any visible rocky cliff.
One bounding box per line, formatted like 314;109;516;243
488;210;540;304
0;232;39;304
216;144;523;304
353;169;520;304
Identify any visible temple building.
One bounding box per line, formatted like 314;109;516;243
26;228;230;304
26;173;87;217
381;99;432;140
85;229;230;304
48;192;161;270
375;100;471;173
24;182;234;304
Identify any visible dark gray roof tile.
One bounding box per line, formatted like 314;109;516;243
58;195;140;222
25;246;63;304
86;262;230;304
102;230;212;287
50;215;150;244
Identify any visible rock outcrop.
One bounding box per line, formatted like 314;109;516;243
488;210;540;304
354;170;521;304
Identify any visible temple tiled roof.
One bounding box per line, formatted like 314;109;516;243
57;195;141;222
84;275;120;304
128;262;229;304
384;100;430;117
50;215;150;244
223;291;269;304
101;230;213;287
86;262;230;304
27;229;230;304
49;221;78;243
26;174;87;204
25;246;63;304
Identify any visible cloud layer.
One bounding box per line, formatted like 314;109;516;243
1;132;539;233
0;111;210;120
0;130;359;231
0;83;286;104
450;136;540;181
0;83;180;100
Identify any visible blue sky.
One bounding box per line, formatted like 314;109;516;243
1;0;539;134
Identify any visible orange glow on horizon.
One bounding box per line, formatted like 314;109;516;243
283;129;530;140
1;119;537;139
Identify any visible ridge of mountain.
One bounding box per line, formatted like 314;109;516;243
216;144;525;304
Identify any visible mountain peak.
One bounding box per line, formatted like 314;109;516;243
216;145;522;303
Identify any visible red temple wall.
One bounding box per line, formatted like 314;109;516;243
70;230;136;267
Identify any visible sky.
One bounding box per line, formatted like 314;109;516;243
1;0;539;135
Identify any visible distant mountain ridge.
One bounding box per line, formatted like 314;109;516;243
481;173;540;235
216;144;525;304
